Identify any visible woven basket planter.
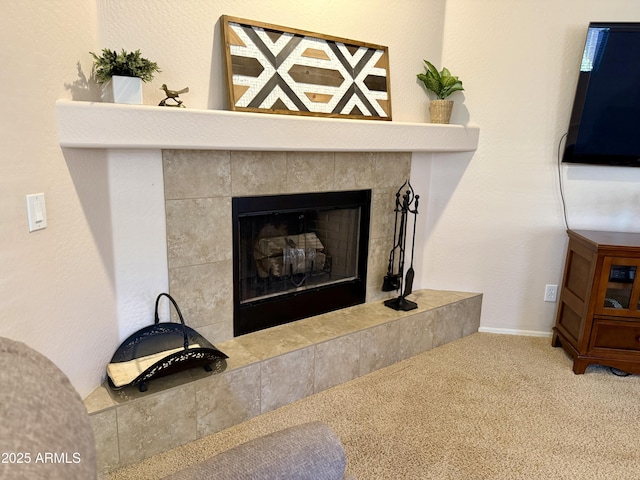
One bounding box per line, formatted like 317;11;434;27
429;99;454;124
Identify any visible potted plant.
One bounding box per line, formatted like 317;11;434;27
90;48;161;104
417;60;464;124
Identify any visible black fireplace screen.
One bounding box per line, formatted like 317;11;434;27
232;190;370;336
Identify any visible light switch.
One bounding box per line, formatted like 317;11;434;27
26;193;47;232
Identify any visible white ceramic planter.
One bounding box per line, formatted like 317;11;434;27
105;75;143;104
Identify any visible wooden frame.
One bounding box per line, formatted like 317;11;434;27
220;15;392;120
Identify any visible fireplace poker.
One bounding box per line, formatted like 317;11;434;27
403;193;419;297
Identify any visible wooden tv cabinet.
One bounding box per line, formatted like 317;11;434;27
552;229;640;374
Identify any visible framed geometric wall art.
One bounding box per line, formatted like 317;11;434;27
220;15;392;120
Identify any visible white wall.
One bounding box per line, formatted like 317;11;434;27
416;1;640;334
0;2;119;399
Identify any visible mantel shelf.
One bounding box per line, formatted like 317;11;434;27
56;100;479;153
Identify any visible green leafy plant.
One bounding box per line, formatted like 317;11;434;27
417;60;464;100
90;48;160;83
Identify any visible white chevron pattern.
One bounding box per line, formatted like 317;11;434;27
225;19;391;119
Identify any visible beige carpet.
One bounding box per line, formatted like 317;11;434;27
109;333;640;479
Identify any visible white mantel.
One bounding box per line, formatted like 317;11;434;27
55;99;479;344
55;100;479;152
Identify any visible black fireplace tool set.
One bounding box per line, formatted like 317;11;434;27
382;181;420;311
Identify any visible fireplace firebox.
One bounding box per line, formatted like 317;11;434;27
232;190;371;336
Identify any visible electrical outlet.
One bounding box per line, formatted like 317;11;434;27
544;284;558;302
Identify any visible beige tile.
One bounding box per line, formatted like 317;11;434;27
367;237;398;303
431;304;465;348
117;385;197;466
287;308;363;343
196;320;234;345
373;152;412;189
285;151;335;193
163;150;231;199
214;338;261;371
231;324;313;361
366;187;408;302
168;260;233;329
230;151;287;196
359;320;400;376
334;152;376;190
412;289;480;310
397;311;434;361
462;294;483;337
260;347;314;413
166;197;232;268
90;408;119;477
196;363;261;437
314;335;360;393
84;384;114;414
340;297;403;330
369;187;398;240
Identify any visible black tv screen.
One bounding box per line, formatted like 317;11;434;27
563;22;640;167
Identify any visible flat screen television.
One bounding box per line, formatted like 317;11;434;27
563;22;640;167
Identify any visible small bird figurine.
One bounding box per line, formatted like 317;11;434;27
159;84;189;107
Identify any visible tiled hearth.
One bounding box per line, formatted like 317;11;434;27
85;289;482;476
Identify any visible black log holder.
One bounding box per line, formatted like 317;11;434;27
106;293;228;392
382;181;420;311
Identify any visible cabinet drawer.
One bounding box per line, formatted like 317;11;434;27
590;320;640;352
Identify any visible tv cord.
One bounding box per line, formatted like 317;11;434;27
609;367;631;377
557;132;569;230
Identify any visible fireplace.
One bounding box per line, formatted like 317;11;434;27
233;190;371;336
159;148;413;345
55;100;479;406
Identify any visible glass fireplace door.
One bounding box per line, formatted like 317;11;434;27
232;190;370;336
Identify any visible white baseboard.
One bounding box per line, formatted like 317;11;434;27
478;326;553;338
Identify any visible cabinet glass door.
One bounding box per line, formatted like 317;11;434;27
598;257;640;317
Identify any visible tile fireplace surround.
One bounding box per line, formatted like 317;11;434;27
56;101;481;477
163;148;412;342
